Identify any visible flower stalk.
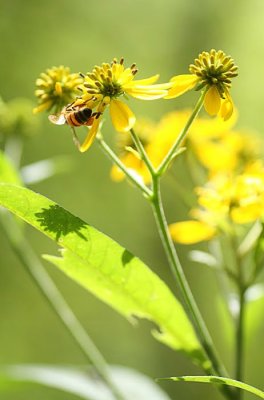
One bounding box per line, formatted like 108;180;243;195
149;176;234;396
101;129;235;396
157;90;207;176
229;231;246;400
96;133;152;197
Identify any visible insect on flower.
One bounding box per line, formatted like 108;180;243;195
48;101;101;149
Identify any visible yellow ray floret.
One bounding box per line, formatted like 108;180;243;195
169;221;216;244
167;50;238;120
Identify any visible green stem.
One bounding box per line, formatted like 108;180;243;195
96;135;152;198
156;90;207;176
229;232;246;400
129;128;156;176
150;176;235;400
0;211;125;400
99;93;233;398
235;289;245;397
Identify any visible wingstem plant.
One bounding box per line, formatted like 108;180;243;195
2;51;263;400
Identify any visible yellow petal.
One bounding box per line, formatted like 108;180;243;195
169;220;216;244
110;165;125;182
231;205;263;224
204;86;221;116
219;93;234;121
79;117;101;152
165;75;199;99
118;68;134;85
33;100;53;114
125;87;168;100
110;100;136;132
132;74;160;85
127;82;172;90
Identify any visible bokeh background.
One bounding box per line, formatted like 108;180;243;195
1;0;264;399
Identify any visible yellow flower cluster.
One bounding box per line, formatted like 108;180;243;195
34;50;238;152
111;110;190;184
188;113;261;176
109;103;264;244
111;109;260;184
169;162;264;244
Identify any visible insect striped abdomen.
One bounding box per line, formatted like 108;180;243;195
75;108;92;124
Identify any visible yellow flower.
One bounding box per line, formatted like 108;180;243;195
187;112;261;175
110;107;261;186
169;162;264;244
147;110;191;168
110;112;189;184
33;66;83;114
75;58;171;152
231;162;264;223
166;50;238;121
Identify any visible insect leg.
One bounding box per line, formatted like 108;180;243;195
70;126;80;150
92;111;102;119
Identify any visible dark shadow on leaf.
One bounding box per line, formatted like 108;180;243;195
35;204;88;241
122;250;134;267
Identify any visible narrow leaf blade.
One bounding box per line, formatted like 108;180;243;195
164;376;264;399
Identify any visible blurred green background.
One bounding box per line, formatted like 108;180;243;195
1;0;264;399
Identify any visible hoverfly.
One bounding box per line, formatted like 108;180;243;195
49;101;101;149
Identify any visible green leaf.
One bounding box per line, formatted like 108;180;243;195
163;376;264;399
0;183;206;366
0;150;21;185
0;365;172;400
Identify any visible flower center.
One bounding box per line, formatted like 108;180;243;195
189;49;238;96
101;80;124;98
83;58;137;100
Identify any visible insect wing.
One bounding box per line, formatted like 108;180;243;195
48;113;66;125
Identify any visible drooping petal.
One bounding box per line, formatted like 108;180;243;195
169;220;216;244
219;91;234;121
204;86;221;116
110;100;136;132
165;75;199;99
79;116;101;153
